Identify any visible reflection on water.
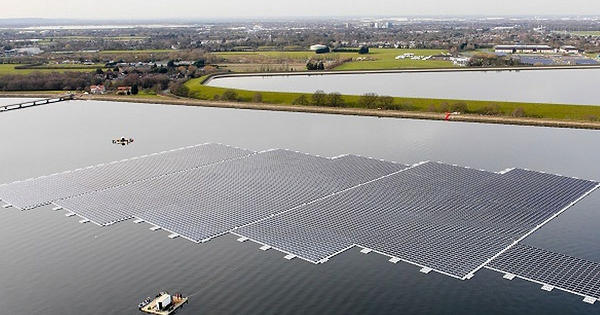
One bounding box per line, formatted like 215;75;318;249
207;68;600;105
0;100;598;315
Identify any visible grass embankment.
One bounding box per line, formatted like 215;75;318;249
184;76;600;122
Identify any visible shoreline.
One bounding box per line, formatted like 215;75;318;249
2;93;594;130
2;91;600;130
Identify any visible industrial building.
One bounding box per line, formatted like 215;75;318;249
494;45;555;54
559;45;580;54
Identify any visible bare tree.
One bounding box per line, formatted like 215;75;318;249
358;93;379;109
311;90;327;106
327;92;345;107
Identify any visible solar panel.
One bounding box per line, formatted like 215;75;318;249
2;142;598;300
487;244;600;300
0;143;254;210
54;150;408;235
235;162;598;279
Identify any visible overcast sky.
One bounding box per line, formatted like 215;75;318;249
1;0;599;20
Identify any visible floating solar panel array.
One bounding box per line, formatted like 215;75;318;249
0;143;253;210
234;161;598;279
54;149;407;236
487;244;600;304
1;143;599;305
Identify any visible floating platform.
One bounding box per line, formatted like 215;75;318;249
139;292;188;315
1;142;599;305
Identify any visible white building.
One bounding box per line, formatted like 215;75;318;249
494;45;555;54
155;294;172;311
559;45;580;54
309;44;328;51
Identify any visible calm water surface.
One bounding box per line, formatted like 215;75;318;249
207;68;600;105
0;99;599;315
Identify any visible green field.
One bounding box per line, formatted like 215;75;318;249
572;31;600;36
99;49;174;54
52;36;149;40
334;49;454;70
183;76;600;121
0;90;65;95
212;51;330;61
210;48;455;71
0;64;101;75
28;63;105;69
217;63;307;72
134;91;161;98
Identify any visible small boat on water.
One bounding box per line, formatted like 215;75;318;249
112;137;134;145
139;291;188;315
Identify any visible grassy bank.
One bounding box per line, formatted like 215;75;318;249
184;76;600;122
69;94;600;131
4;89;596;130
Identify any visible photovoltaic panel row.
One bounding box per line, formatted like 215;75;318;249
0;143;253;210
487;244;600;300
235;161;598;279
55;150;407;237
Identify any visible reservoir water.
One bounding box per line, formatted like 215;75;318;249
207;68;600;105
0;99;599;314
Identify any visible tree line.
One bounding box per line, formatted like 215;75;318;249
0;71;171;92
184;88;529;119
0;72;101;91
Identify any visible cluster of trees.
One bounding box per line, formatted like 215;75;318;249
200;90;264;103
171;84;531;119
425;101;526;117
297;90;345;107
110;73;170;91
292;91;394;109
306;61;325;70
0;70;173;93
357;93;395;109
0;72;101;91
468;54;522;67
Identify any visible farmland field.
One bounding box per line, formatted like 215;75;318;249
333;48;455;70
99;49;174;54
0;64;101;75
209;48;455;71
